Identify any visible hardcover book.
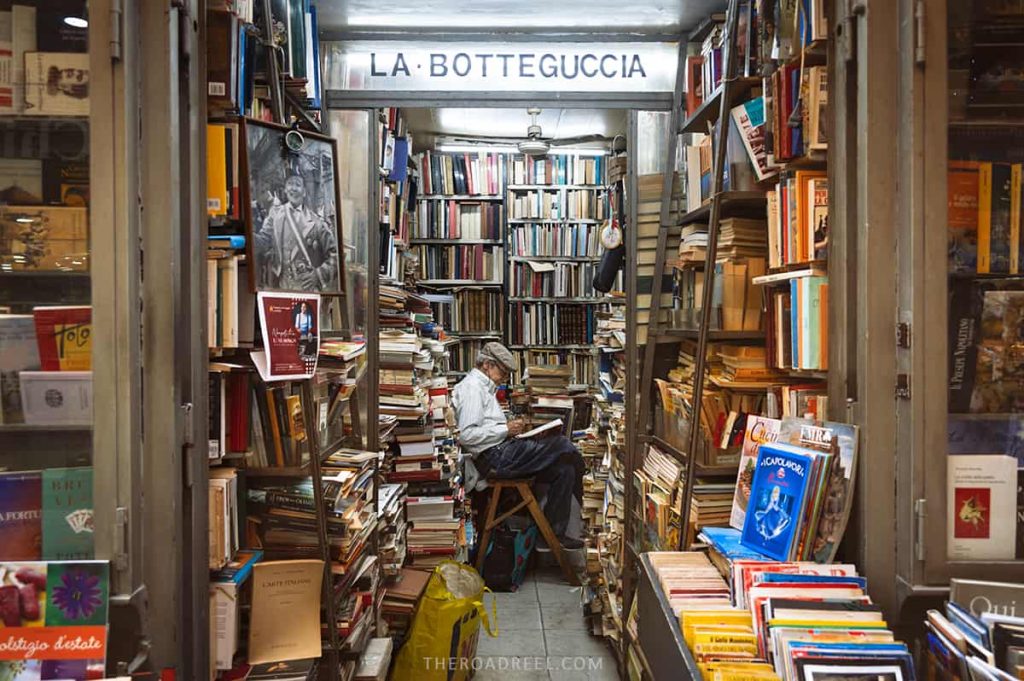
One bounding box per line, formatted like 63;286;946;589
32;305;90;371
248;560;324;664
0;313;39;423
0;471;42;560
947;454;1017;560
0;206;88;271
740;442;815;561
42;467;93;560
729;415;781;531
0;560;110;681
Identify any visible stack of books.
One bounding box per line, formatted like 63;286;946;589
405;495;462;569
636;173;684;345
380;567;430;641
523;364;574;432
924;579;1024;677
377;483;407;577
635;444;684;551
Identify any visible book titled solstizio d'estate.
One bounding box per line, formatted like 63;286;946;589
740;442;814;561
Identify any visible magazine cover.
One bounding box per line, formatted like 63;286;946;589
779;417;859;563
740;442;815;561
729;415;781;531
0;560;109;680
253;293;320;382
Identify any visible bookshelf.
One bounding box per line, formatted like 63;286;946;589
504;173;609;385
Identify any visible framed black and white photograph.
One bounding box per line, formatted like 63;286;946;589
242;118;344;295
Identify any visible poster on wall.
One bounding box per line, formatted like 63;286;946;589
252;293;320;382
0;560;109;680
242;118;343;295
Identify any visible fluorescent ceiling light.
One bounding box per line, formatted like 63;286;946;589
437;143;607;156
438;144;520;154
63;16;88;28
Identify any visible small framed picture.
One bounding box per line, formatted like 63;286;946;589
241;118;344;295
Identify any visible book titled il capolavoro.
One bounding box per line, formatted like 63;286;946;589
740;442;814;561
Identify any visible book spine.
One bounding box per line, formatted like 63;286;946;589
978;162;993;274
1013;163;1023;275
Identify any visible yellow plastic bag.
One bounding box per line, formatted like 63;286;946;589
392;561;498;681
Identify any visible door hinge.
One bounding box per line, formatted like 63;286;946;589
113;506;129;571
915;0;926;66
109;0;123;63
896;373;911;399
180;402;194;448
896;321;911;349
914;498;927;561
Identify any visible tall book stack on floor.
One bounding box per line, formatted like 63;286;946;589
636;173;684;345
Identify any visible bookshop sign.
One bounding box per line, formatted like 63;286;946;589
324;41;678;94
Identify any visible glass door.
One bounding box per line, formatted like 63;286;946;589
918;0;1024;585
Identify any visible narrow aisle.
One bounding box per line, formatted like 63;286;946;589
475;568;620;681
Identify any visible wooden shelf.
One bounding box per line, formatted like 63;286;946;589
752;266;827;285
445;331;502;338
679;77;762;135
417;280;503;287
0;424;92;433
949;271;1024;280
677;191;767;227
507;184;608;191
656;328;765;341
509;255;601;262
419;194;503;200
507;218;602;224
509;296;604;303
409;239;503;245
509;344;596;350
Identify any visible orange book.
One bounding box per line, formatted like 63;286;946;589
949;161;981;272
795;170;827;263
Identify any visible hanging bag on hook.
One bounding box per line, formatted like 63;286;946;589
592;180;626;293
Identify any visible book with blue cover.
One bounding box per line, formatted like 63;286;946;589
698;525;772;562
740;442;815;561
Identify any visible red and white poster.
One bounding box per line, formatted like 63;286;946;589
252;293;320;382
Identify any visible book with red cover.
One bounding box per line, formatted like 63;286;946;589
32;305;91;371
386;469;443;483
227;372;250;453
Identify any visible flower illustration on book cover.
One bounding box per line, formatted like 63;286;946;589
954;487;991;539
45;563;107;626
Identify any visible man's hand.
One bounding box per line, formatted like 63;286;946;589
506;419;526;437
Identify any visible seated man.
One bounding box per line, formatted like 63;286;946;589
452;342;585;550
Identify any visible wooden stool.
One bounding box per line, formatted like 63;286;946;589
474;478;580;586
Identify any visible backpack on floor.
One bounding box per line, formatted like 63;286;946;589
481;524;538;592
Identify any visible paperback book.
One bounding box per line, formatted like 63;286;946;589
740;442;815;561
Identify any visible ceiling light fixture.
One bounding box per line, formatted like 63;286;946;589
63;16;88;28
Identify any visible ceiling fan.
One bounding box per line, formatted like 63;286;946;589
517;107;605;156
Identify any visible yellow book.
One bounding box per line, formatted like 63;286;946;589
979;162;993;273
206;124;229;218
767;618;889;629
1011;163;1021;275
694;631;759;647
713;671;780;681
681;610;752;648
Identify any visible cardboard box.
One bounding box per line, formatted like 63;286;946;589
19;370;91;425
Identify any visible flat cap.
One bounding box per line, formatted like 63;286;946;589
479;341;516;372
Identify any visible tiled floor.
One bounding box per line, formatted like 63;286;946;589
474;568;621;681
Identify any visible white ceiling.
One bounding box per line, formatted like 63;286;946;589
404;108;628;151
314;0;727;33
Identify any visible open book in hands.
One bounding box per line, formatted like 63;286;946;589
515;419;563;439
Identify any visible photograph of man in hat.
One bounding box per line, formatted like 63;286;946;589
253;173;340;293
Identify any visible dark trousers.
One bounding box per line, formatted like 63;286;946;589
479;435;584;538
